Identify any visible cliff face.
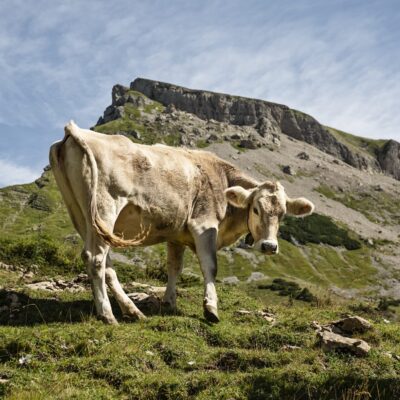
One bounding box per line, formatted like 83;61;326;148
94;78;399;180
378;140;400;180
130;78;396;177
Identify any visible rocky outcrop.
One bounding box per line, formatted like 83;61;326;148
25;274;89;292
280;109;379;171
96;77;399;180
132;78;284;131
96;84;155;125
378;140;400;180
131;78;380;172
94;83;279;150
313;316;373;357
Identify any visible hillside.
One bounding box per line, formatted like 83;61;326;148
1;79;400;399
1;79;400;296
1;282;400;399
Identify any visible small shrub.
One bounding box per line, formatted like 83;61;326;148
0;235;83;273
258;278;316;302
280;214;362;250
377;297;400;312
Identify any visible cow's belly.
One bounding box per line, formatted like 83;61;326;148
113;203;193;247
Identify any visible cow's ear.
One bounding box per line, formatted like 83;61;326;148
225;186;251;208
286;197;314;216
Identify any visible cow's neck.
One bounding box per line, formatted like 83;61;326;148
217;205;249;249
217;165;259;249
225;165;259;236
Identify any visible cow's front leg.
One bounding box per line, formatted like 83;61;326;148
162;242;185;311
82;240;117;325
190;225;219;323
105;255;146;320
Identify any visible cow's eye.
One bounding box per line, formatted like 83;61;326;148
253;207;259;215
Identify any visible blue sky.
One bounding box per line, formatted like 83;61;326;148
0;0;399;187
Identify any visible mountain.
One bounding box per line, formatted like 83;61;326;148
1;78;400;299
96;78;400;181
129;78;399;179
1;78;400;399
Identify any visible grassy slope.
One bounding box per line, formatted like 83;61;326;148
0;91;399;399
0;172;73;239
1;282;400;400
0;172;83;277
325;126;388;158
315;184;400;226
93;95;184;147
0;95;382;291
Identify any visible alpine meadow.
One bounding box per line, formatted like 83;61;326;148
0;77;400;399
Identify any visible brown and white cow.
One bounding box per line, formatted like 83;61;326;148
49;121;314;324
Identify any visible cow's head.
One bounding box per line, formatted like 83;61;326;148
225;181;314;255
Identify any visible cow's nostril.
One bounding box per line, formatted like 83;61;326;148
261;242;278;253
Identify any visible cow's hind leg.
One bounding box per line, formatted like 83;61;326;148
105;255;146;320
190;225;219;323
82;235;117;325
162;242;185;311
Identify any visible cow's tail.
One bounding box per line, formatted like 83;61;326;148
62;121;150;247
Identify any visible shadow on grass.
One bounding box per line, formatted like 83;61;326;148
0;289;172;326
0;289;97;326
247;374;400;400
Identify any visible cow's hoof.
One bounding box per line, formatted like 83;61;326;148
123;310;147;321
98;314;119;325
204;305;220;323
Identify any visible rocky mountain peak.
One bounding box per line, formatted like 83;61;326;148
95;77;399;181
130;78;391;175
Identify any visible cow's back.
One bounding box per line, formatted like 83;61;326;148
51;128;234;247
81;131;228;243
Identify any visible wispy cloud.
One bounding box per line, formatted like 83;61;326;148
0;158;40;187
0;0;399;186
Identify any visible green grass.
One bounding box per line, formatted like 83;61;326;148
124;89;165;115
315;184;400;225
1;78;399;398
280;214;362;250
0;172;76;240
195;139;209;148
326;126;387;158
0;171;378;293
94;103;182;147
0;235;83;277
0;285;399;399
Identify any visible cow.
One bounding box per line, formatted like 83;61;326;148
49;121;314;324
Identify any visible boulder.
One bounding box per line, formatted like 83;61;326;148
127;292;160;313
313;316;373;357
317;330;370;357
331;316;372;334
247;272;266;283
222;276;240;285
235;309;276;323
282;165;295;175
239;139;258;150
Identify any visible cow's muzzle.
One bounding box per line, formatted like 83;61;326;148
260;240;278;255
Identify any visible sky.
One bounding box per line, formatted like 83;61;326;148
0;0;399;187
